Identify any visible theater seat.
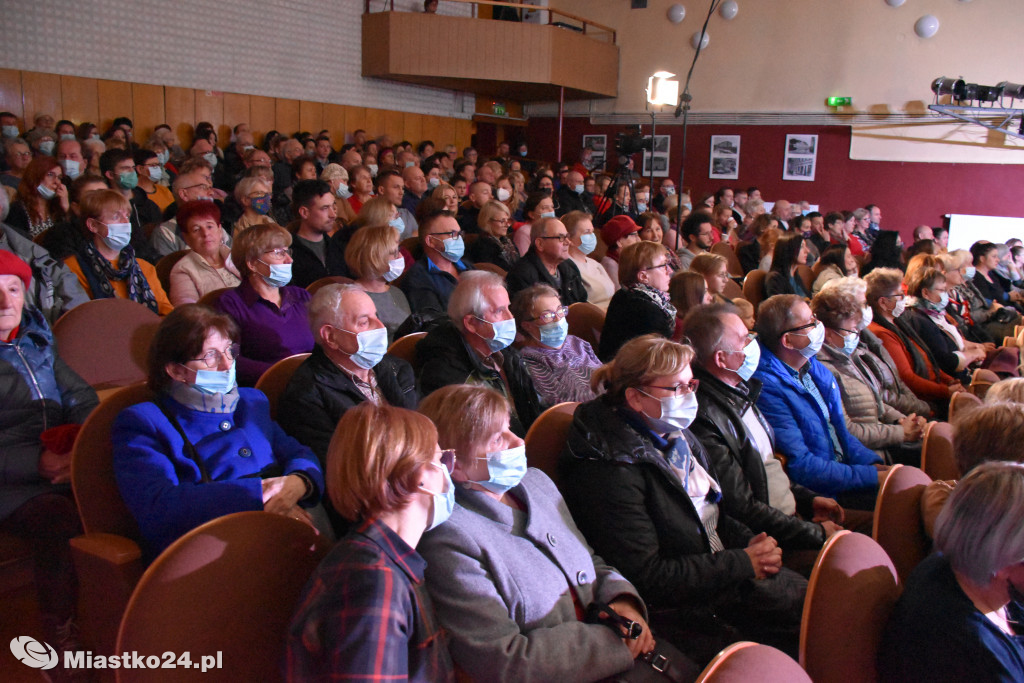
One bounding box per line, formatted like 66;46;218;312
116;511;328;683
799;530;901;683
795;265;814;294
524;402;578;485
742;270;767;312
948;390;981;422
566;301;605;350
711;241;744;278
306;275;354;296
197;287;229;309
155;249;190;293
872;464;932;583
696;642;810;683
254;353;311;420
473;261;508;278
920;421;959;481
387;331;427;372
969;367;999;398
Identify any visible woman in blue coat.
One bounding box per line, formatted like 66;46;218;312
112;304;324;559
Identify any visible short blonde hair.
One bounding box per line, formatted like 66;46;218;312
357;195;395;228
477;199;510;236
689;252;727;278
864;268;904;307
985;378;1024;405
345;224;399;279
592;334;694;403
419;384;510;460
327;403;438;521
320;163;348;182
619;240;668;287
562;210;593;238
79;188;130;224
231;222;291;280
233;176;271;206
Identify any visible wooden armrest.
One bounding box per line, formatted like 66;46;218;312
70;532;142;565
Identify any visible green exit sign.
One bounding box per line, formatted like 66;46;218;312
827;96;852;107
492;102;507;116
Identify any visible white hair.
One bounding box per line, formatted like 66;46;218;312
307;284;365;342
447;270;506;332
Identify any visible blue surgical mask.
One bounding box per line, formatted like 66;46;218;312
335;183;352;199
337;325;388;370
475;316;516;353
101;222;132;251
579;232;597;255
682;202;693;210
428;177;440;189
540;210;556;219
203;152;218;168
726;339;761;382
404;160;416;168
258;260;292;288
37;183;56;200
519;149;528;157
117;170;139;190
926;292;949;311
573;184;584;195
191;363;237;395
383;256;405;282
437;235;465;262
148;166;162;182
537;317;568;349
38;140;55;155
964;266;977;279
60;159;80;180
840;331;860;356
636;202;648;213
60;134;76;141
157;150;170;165
389;215;405;236
422;464;454;530
473;445;527;495
1;125;19;138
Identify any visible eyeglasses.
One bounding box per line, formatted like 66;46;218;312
782;317;820;335
189;343;240;368
489;217;511;226
539;233;571;243
43;171;61;180
183;183;213;193
262;247;292;258
642;262;673;273
429;230;461;240
643;380;700;396
530;305;569;325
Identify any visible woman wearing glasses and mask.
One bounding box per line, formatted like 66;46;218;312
560;334;806;666
418;385;679;683
598;240;676;362
216;223;314;386
112;305;323;559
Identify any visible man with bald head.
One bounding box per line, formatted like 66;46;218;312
401;164;428;215
506;216;587;304
554;169;594;217
771;200;792;231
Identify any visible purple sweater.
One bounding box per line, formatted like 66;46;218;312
216;279;314;386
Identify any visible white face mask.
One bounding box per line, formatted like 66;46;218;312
497;187;512;202
638;389;698;433
383;256;405;282
859;305;873;330
790;321;825;359
725;339;760;382
891;297;906;318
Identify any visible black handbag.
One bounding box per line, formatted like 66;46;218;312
586;602;701;683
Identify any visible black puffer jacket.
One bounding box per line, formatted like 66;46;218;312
689;366;825;551
416;318;543;437
558;396;755;611
505;249;588;305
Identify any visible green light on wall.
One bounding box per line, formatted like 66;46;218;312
827;96;852;107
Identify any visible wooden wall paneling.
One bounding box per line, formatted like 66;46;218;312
299;101;324;136
419;115;441;148
403;112;423;147
96;80;133;134
223;93;251;148
0;70;24;127
275;99;300;136
249;95;276;146
164;87;196;149
344;106;366;144
22;72;62;130
363;108;384;141
59;76;99;128
194;89;225;144
130;83;165;144
322;104;347;148
455;119;473;151
383;109;405;142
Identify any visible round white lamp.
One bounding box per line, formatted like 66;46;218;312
914;14;940;38
667;4;686;24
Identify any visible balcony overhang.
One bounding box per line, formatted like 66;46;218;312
362;11;619;102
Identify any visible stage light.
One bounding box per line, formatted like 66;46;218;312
975;85;1002;103
647;72;679;107
932;77;966;99
998;82;1024;99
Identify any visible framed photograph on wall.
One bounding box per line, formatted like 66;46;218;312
709;135;740;179
582;134;606;172
642;135;671;177
783;134;818;181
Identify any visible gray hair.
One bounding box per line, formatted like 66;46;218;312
447;270;506;332
233;176;271;205
819;275;867;302
985;378;1024;405
320;163;348;182
530;216;562;243
852;207;870;221
307;284;365;342
680;303;741;365
934;461;1024;585
754;294;804;354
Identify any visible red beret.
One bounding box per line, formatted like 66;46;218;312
601;215;639;248
0;250;31;290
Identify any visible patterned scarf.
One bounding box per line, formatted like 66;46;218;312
78;240;159;313
631;282;677;320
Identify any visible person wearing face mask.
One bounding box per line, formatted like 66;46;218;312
343;226;412;342
752;295;888;511
944;249;1021;344
97;148;162;260
554;170;594;218
866;268;964;419
230;176;275;237
63;189;172;314
149;169;230;259
215;223;314;386
506;216;587;306
133;148;174;213
416;271;542;437
278;285;417;535
400;208;474;322
598;239;675;362
562;211;615;311
468;200;519;272
418;382;689;682
319;163;357;227
6;156;70;240
879;461;1024;683
811;287;927;466
562;334;807;666
287;402;454;682
684;305;844;565
112;304;323;561
511;284;601;405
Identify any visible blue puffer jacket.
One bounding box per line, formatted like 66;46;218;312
752;343;881;498
0;306;97;519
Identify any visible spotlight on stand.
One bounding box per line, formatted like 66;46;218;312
932;77;966;99
646;71;680;107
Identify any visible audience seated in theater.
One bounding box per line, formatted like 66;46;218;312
690;252;732;305
418;384;686;682
733;297;756;330
505;216;587;305
811;286;926;465
230;175;275;237
684;304;843;558
598;240;676;362
511;284;601;405
216;222;313;386
374;169;417;240
668;271;711;342
598;214;641;288
319;163;357;228
0;190;88;323
150;169;229;258
343;224;411;342
675;211;714;272
430;181;460;215
972;241;1024;314
560;334;806;665
54;138;86;184
860;229;903;277
0;251;97;663
765;233;811;299
812;244;857;295
287;179;350;289
563;210;615;311
512;190;556;256
400;207;471;323
467;199;519;273
865;268;963;418
168;200;241;307
2;138;32;191
848;207;873;254
638;211;681;271
401;163;428;217
133;148;173;214
752;294;887;510
596;180;637;227
112;304;323;559
951;248;1022;343
6;155;70;241
554;169;594;218
879;462;1024;683
735;214;774;275
64;188;172;314
287;403;454;681
416;271;542;437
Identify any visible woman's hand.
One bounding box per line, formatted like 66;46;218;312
607;598;655;658
899;413;925;442
262;475;306;515
55;182;70;212
744;532;782;579
38;448;71;483
811;496;845;524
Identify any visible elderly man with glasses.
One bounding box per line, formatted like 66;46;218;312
506;216;588;305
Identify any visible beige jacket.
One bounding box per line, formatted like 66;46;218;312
168;248;241;306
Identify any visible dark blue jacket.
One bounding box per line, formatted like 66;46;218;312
752;343;881;497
